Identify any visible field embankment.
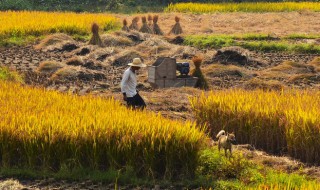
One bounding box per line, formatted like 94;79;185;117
191;89;320;164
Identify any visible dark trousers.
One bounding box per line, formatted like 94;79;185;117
126;93;146;110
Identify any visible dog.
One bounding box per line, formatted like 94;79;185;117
216;130;236;157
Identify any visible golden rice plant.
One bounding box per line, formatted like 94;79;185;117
0;11;120;39
0;81;207;178
190;89;320;164
165;2;320;13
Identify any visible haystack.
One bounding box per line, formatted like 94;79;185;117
122;19;130;32
110;50;144;66
148;15;153;29
169;16;183;35
65;57;85;66
129;17;139;31
87;47;118;62
243;78;284;91
191;56;209;90
204;64;249;78
101;34;133;46
72;45;96;56
139;16;153;34
37;61;64;74
50;66;80;82
34;33;74;50
35;33;78;52
213;46;267;67
89;23;103;47
153;15;163;35
136;38;174;57
308;57;320;72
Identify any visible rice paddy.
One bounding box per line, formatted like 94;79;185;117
0;81;207;178
0;11;120;39
165;2;320;13
191;89;320;164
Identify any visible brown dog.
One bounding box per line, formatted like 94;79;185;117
216;130;236;157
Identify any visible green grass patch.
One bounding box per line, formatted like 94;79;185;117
284;34;320;40
185;34;320;53
0;67;23;83
0;36;39;47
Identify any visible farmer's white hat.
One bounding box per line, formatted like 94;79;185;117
128;58;146;67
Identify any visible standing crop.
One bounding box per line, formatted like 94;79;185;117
0;81;207;179
0;11;120;39
165;2;320;13
191;89;320;164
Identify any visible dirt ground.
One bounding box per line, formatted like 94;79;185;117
1;12;320;189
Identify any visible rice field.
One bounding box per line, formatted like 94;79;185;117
190;89;320;164
0;11;120;39
165;2;320;13
0;81;207;178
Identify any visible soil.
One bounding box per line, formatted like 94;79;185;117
1;12;320;189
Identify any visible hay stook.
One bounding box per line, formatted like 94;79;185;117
169;16;183;35
122;19;130;32
191;56;209;90
129;17;139;31
89;23;103;47
139;16;153;34
153;15;163;35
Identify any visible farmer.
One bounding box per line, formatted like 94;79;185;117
121;58;147;110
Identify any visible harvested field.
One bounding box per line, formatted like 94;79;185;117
1;11;320;189
116;12;320;36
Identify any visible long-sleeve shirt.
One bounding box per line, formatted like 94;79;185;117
121;67;137;97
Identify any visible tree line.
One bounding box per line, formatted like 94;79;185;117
0;0;316;12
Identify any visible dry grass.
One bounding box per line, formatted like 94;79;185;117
204;64;251;78
101;34;133;46
308;57;320;72
270;61;314;74
136;38;173;57
242;78;284;91
37;61;64;74
109;50;146;66
0;179;24;190
258;61;316;82
288;74;320;83
34;33;74;50
50;66;80;81
65;57;84;66
86;47;118;63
